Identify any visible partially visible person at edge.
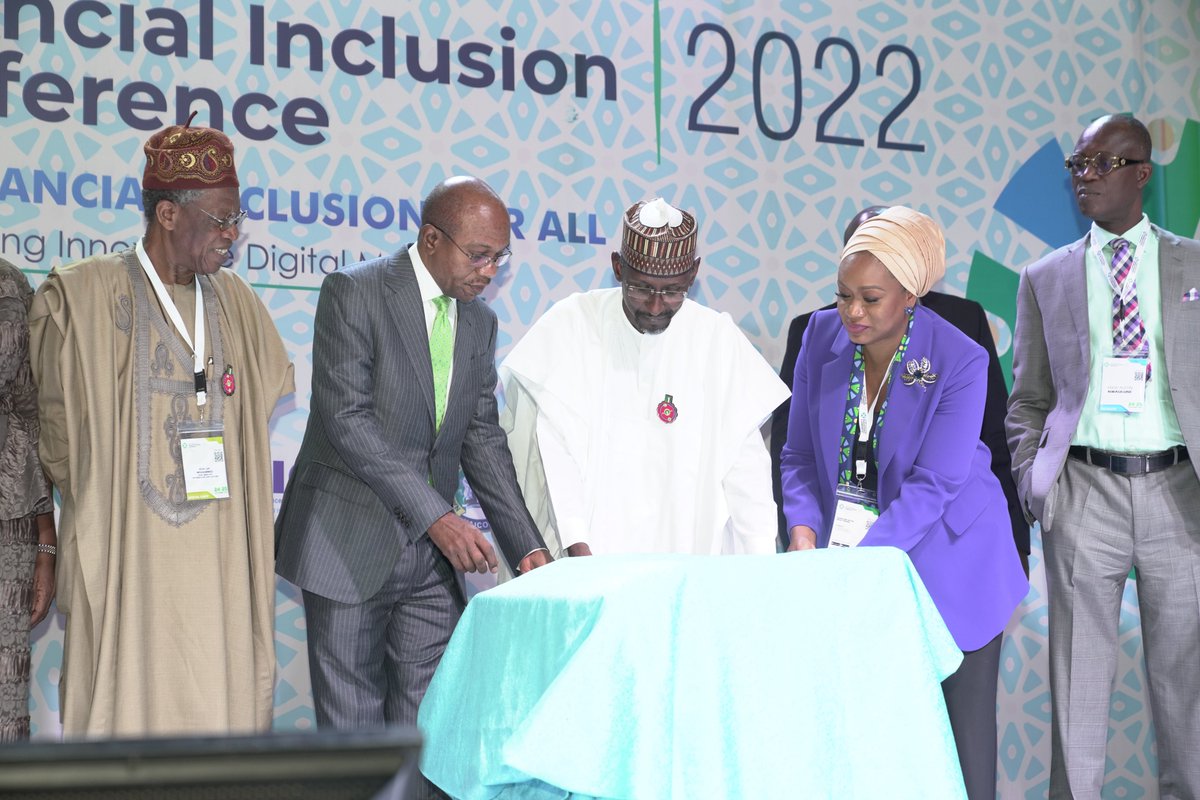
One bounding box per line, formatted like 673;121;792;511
29;116;294;737
770;205;1028;573
781;206;1027;800
498;197;788;570
1007;113;1200;799
0;256;57;741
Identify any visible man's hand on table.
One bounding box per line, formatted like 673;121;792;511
566;542;593;557
517;549;553;574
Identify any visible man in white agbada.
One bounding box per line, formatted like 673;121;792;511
499;198;788;569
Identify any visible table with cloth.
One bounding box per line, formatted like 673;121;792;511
417;548;966;800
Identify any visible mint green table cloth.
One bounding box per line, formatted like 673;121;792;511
418;548;966;800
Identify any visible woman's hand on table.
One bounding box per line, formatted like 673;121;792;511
787;525;818;552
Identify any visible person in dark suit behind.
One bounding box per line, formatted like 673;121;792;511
275;177;551;792
770;205;1029;572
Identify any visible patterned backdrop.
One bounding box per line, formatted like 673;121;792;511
4;1;1199;797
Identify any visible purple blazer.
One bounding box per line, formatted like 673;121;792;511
781;306;1027;651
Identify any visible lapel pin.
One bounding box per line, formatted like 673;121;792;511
656;393;678;423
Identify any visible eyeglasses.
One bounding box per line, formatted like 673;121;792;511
429;224;512;270
623;283;689;305
198;207;248;232
1064;151;1147;177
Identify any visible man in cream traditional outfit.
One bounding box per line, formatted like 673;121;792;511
29;119;294;737
500;198;788;566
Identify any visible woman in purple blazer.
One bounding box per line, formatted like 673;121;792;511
780;207;1027;800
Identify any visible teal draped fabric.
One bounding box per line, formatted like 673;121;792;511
419;549;965;800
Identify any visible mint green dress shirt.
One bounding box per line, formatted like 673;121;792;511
1073;215;1184;452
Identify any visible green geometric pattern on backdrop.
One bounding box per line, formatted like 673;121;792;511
966;252;1020;390
8;2;1200;797
1144;119;1200;238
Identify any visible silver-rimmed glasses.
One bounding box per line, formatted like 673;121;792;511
429;224;512;270
623;284;688;305
198;207;249;232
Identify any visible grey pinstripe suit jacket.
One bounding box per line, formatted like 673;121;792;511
275;250;545;604
1007;225;1200;526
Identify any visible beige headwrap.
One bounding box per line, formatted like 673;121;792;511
840;206;945;297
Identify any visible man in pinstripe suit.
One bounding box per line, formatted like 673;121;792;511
275;177;550;749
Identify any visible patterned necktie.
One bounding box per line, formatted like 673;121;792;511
1108;238;1150;379
430;295;452;430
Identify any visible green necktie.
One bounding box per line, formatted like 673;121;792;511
430;295;452;430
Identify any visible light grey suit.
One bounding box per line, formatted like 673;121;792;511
1007;225;1200;799
275;250;544;732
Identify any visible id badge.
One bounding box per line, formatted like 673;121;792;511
1099;356;1147;414
829;483;879;548
178;419;230;500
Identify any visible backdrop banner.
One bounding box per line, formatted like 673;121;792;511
5;2;1198;796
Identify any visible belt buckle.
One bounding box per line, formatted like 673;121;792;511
1108;452;1140;475
1126;453;1151;475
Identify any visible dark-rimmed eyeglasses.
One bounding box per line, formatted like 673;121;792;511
623;283;689;305
1064;151;1147;177
198;207;248;232
429;224;512;270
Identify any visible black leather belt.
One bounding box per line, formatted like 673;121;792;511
1068;445;1189;475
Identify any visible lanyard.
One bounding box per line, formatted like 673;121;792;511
854;347;898;481
1090;226;1150;303
837;310;914;488
856;354;896;444
135;239;208;407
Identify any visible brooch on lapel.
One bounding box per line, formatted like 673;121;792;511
900;357;938;389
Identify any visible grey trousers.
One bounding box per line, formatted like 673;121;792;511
1043;458;1200;800
303;537;464;800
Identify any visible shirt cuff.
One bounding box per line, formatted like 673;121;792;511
558;517;588;550
515;547;550;573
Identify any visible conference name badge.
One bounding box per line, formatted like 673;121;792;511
1099;356;1147;414
178;419;230;500
829;483;879;548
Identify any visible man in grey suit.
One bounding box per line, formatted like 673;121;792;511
1007;114;1200;799
276;177;551;742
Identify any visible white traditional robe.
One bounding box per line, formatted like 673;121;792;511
500;288;788;567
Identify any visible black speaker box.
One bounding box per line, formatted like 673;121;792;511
0;728;422;800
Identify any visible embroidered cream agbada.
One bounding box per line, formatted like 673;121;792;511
29;249;293;737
